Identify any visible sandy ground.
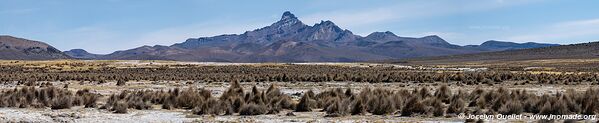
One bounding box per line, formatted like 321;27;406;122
0;107;471;123
0;107;192;123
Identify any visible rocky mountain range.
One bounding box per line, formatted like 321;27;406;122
2;12;559;62
88;11;558;62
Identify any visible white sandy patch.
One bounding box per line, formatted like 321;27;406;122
0;107;193;123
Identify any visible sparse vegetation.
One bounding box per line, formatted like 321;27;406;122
0;86;97;109
3;77;599;119
2;61;599;122
1;63;598;85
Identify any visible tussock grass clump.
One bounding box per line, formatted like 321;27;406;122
539;98;570;115
434;85;452;103
324;97;351;117
401;96;428;116
523;96;541;114
499;100;523;114
116;80;126;86
350;98;367;115
175;88;207;109
76;89;100;108
6;82;596;118
103;81;296;115
368;94;396;115
295;93;313;112
193;97;229;115
446;98;466;114
0;86;96;109
51;96;73;109
103;90;154;112
4;81;599;119
113;100;128;113
239;103;268;115
424;97;446;117
262;84;296;113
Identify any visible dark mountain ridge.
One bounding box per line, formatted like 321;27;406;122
407;41;599;64
64;49;103;59
0;35;70;60
465;40;559;51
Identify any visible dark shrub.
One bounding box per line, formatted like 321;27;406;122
175;88;205;109
229;96;245;113
51;96;73;109
128;99;151;110
369;95;396;115
499;100;523;114
324;98;350;117
428;98;446;117
116;80;126;86
162;100;173;110
113;100;128;114
447;98;465;114
434;85;451;103
350;98;367;115
193;98;225;115
239;103;268;115
417;87;432;99
401;97;427;116
540;99;570;115
295;93;313;112
77;89;99;108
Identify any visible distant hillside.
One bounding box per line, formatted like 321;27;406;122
99;11;556;62
406;41;599;64
0;35;70;60
465;40;559;51
64;49;102;59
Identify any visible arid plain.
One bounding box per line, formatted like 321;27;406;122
0;60;598;122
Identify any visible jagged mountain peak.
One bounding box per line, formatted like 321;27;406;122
275;11;303;27
281;11;296;20
306;20;358;42
313;20;342;30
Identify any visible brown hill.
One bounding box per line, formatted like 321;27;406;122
406;41;599;64
0;35;70;60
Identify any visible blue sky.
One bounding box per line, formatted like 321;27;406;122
1;0;599;54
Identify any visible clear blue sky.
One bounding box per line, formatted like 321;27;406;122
1;0;599;54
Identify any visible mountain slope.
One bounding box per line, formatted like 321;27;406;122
99;11;558;62
0;35;70;60
407;41;599;63
64;49;102;59
465;40;559;51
